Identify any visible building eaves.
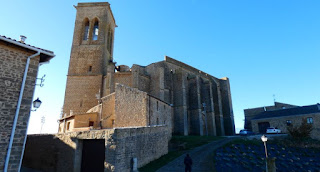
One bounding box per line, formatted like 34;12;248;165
0;35;55;62
252;104;320;120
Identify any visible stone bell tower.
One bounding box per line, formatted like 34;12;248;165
62;2;116;117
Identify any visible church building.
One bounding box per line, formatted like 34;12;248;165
58;2;235;136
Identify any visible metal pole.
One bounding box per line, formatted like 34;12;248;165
264;141;268;172
264;142;268;158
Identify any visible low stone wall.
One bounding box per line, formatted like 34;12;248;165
22;134;76;172
22;126;171;172
108;126;171;171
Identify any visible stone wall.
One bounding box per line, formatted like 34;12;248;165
22;134;76;172
63;2;116;117
251;113;320;140
130;56;235;136
106;126;171;172
149;96;172;131
23;126;171;172
114;72;133;87
0;42;40;171
101;93;115;128
219;78;235;135
63;75;103;116
74;113;99;128
114;84;148;127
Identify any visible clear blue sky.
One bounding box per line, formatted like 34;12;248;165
1;1;320;134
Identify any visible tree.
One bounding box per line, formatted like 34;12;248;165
287;118;313;139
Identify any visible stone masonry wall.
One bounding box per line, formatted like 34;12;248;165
149;96;172;131
114;84;148;127
110;126;171;172
63;75;103;116
74;113;99;128
22;134;76;172
101;93;115;128
0;42;40;172
219;78;235;135
23;126;170;172
63;2;116;117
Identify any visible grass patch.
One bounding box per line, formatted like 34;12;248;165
171;135;223;150
139;135;223;172
223;138;261;147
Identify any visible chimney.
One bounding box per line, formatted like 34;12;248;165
20;35;27;43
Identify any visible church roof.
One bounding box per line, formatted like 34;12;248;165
252;104;320;120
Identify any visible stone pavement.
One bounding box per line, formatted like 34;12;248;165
156;138;234;172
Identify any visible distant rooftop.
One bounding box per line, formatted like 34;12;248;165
252;104;320;120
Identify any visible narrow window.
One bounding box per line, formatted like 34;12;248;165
157;118;159;125
157;101;159;111
67;122;70;130
112;119;115;125
88;66;92;72
92;21;99;40
89;121;94;127
307;117;313;124
107;28;113;54
83;20;89;40
80;100;83;107
286;120;292;126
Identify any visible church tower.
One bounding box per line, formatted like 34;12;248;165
62;2;116;117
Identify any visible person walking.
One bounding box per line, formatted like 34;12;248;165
184;154;193;172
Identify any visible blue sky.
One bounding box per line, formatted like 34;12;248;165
1;1;320;134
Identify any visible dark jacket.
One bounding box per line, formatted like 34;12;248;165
184;155;193;167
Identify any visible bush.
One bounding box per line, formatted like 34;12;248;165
287;118;313;139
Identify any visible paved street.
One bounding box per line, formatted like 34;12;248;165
156;138;234;172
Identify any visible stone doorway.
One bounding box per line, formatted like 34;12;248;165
81;139;105;172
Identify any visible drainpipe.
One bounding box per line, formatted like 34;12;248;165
4;51;40;172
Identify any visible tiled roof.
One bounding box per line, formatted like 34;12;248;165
252;104;320;120
0;35;54;56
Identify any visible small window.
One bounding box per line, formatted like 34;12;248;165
92;21;99;40
112;119;115;125
89;121;94;127
156;118;159;125
88;66;92;72
80;100;83;107
307;117;313;124
67;122;70;130
83;20;89;40
164;105;166;110
286;120;292;126
157;101;159;111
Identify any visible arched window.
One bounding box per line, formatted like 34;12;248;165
92;20;99;40
83;20;89;40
